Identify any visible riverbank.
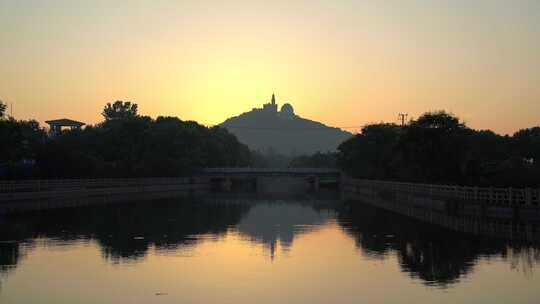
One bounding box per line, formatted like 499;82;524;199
343;179;540;242
0;178;209;214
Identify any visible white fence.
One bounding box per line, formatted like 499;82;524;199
344;179;540;207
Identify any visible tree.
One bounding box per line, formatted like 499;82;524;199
37;109;253;178
337;123;401;179
410;111;465;132
396;111;472;183
513;127;540;161
289;152;337;168
0;118;46;178
102;101;138;121
0;100;6;119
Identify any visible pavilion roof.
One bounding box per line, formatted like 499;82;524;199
45;118;85;127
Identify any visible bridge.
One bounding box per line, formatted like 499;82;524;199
197;168;342;193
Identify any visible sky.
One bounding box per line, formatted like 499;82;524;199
1;0;539;135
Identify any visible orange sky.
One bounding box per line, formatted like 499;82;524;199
1;1;539;134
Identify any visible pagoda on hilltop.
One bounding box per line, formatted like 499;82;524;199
262;93;278;113
256;93;295;118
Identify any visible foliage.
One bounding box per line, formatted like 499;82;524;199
36;115;252;178
337;111;540;187
0;118;46;178
250;149;292;168
337;123;402;179
1;102;252;179
0;100;6;119
102;101;138;121
289;152;337;168
3;104;539;187
513;127;540;161
0;118;45;162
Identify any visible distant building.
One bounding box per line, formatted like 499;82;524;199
280;103;295;118
262;93;278;113
45;118;85;136
256;93;295;117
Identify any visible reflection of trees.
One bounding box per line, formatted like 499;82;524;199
0;198;339;273
337;202;540;287
0;222;35;290
91;201;251;262
0;199;251;268
3;198;540;289
508;246;540;278
0;242;20;286
0;217;36;283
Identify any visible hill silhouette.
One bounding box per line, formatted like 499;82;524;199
220;94;352;155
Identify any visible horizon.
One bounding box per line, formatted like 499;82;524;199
2;95;536;136
1;1;539;135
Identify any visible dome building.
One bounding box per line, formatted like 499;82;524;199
280;103;295;118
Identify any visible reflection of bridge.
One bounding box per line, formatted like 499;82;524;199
198;168;342;193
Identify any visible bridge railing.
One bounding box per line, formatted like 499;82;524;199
344;179;540;207
200;167;341;174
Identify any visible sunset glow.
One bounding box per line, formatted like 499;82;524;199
1;0;539;134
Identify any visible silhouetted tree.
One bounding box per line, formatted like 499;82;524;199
35;104;253;178
0;100;6;119
3;103;540;186
397;111;472;183
513;127;540;162
338;123;401;179
0;118;45;178
102;101;138;121
336;111;539;186
249;149;293;168
0;118;44;162
289;152;337;168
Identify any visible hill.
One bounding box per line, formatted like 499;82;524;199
220;94;352;155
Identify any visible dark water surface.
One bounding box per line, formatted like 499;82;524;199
1;197;539;304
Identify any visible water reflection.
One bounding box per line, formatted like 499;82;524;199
0;198;539;291
0;242;20;275
337;201;540;287
236;201;335;259
0;199;250;265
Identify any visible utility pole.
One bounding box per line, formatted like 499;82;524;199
398;113;408;126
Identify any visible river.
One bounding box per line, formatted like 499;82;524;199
0;196;539;303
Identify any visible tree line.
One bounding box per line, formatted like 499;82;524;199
336;111;540;187
0;101;251;179
1;100;538;186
